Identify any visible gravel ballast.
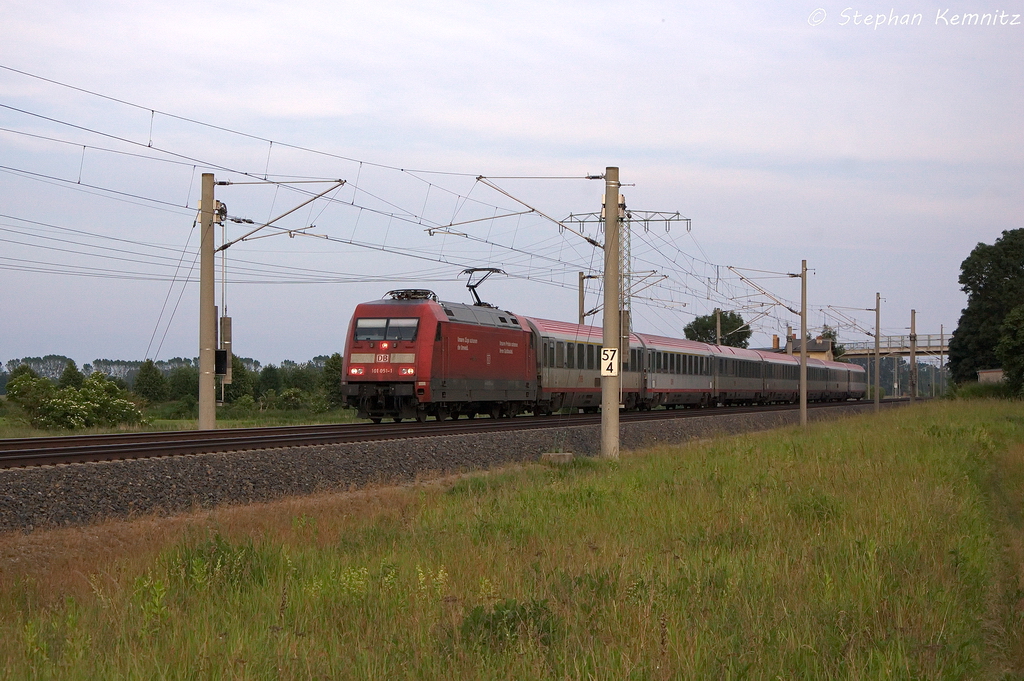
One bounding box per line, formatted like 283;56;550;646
1;402;895;532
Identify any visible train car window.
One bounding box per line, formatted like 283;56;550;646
499;316;508;324
547;340;555;368
578;344;586;370
587;344;595;370
385;318;420;341
511;317;520;325
567;343;575;369
355;318;387;341
435;322;442;342
556;342;565;368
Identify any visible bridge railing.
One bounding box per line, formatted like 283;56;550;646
843;334;948;352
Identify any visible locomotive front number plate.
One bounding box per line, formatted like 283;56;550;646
600;348;619;377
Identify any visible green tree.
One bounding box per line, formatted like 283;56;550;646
9;364;40;381
223;355;257;403
280;361;321;393
58;360;85;389
258;365;282;397
949;229;1024;383
683;310;751;348
996;304;1024;395
820;325;847;360
134;359;169;402
167;366;199;401
322;353;346;407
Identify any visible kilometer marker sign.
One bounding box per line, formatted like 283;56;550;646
600;347;619;377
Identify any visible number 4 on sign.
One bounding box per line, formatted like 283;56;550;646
600;347;619;377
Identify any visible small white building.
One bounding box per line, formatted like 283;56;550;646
977;368;1004;384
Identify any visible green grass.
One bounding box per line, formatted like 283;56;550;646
3;400;1024;678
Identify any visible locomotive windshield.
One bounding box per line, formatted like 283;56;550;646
354;317;419;341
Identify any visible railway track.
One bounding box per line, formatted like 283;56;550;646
0;400;900;470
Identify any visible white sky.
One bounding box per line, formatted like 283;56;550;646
1;1;1021;366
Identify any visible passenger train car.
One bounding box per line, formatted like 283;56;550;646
341;290;866;422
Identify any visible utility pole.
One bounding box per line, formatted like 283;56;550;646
199;173;216;430
874;292;881;413
910;309;917;403
715;308;722;346
800;259;808;428
601;167;621;460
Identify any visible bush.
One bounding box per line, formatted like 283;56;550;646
169;394;198;419
6;372;56;414
278;388;305;410
948;381;1015;400
308;391;330;414
259;389;278;411
6;372;145;430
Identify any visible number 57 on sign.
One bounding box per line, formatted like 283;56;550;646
600;347;619;377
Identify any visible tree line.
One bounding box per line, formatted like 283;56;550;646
0;353;348;430
948;228;1024;394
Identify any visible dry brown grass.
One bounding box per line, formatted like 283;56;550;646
0;466;520;608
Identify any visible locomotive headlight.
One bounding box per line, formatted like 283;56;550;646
349;367;365;375
399;367;415;375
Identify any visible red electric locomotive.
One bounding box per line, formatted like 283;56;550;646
341;290;537;422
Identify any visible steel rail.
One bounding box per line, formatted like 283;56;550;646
0;400;902;469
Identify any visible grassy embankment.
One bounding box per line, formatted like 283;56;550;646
2;400;1024;678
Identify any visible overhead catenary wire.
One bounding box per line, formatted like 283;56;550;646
1;64;870;347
